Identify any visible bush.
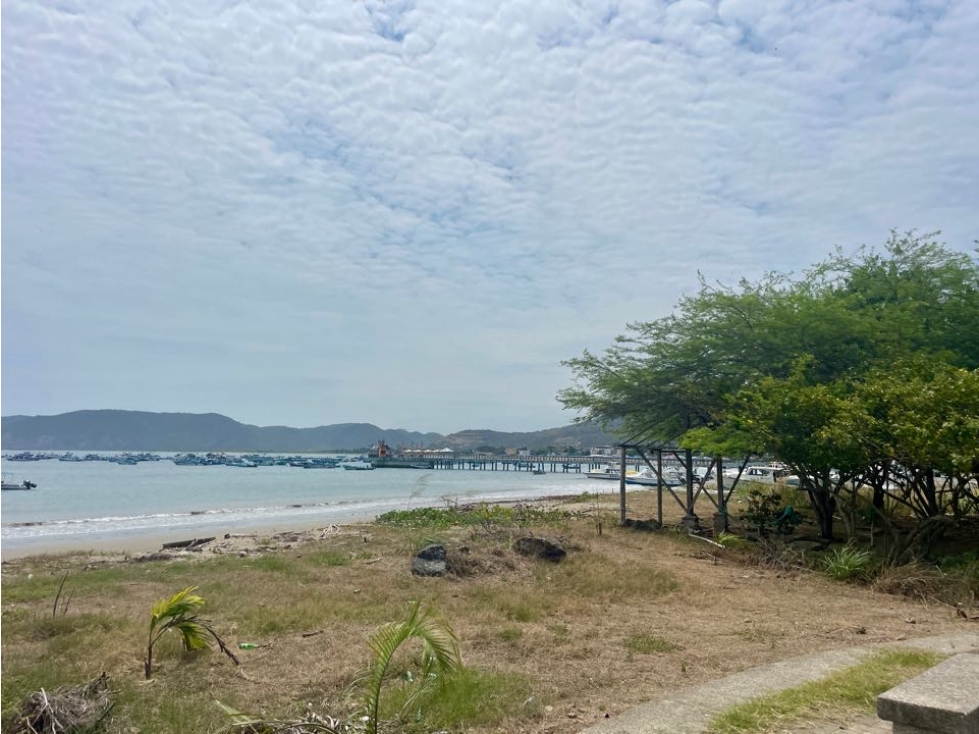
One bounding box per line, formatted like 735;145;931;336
875;560;979;607
742;490;803;537
822;545;875;582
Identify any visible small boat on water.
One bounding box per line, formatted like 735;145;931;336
341;460;374;471
584;465;639;480
1;474;37;491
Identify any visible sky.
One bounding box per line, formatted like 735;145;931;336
2;0;977;434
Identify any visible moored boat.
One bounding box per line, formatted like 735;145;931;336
584;465;639;480
1;474;37;490
341;460;374;471
626;467;684;486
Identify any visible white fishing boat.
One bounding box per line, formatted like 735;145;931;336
584;465;638;480
722;463;795;485
626;467;684;486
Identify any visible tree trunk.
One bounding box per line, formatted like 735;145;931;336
809;487;836;540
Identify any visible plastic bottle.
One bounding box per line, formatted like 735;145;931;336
238;642;257;650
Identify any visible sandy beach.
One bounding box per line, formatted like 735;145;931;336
0;513;380;561
0;495;591;561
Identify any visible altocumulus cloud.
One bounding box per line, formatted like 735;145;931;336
2;0;977;431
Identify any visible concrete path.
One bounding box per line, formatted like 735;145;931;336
578;633;979;734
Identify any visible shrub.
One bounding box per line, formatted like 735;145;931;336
875;561;979;607
822;545;875;582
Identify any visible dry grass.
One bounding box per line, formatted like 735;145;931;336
0;493;973;734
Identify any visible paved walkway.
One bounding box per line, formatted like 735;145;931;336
789;715;890;733
578;633;979;734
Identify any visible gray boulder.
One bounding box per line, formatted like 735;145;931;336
412;544;448;576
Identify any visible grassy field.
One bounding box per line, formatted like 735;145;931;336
1;492;972;734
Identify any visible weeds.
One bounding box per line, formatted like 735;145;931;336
382;666;541;732
707;649;942;734
822;545;876;582
217;602;460;734
874;561;979;607
377;503;572;530
52;573;73;618
624;633;678;654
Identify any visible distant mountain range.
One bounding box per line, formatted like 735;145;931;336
0;410;617;452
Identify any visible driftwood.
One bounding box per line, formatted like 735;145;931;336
161;537;215;550
3;673;112;734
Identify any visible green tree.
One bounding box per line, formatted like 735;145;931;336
561;232;979;540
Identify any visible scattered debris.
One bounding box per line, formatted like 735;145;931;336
3;673;112;734
162;537;215;550
514;536;566;562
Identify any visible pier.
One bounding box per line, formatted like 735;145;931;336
376;453;712;474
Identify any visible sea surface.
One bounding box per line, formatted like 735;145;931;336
0;454;615;554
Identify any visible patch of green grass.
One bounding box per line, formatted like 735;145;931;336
624;632;678;654
1;565;135;604
383;666;542;732
236;590;402;636
822;545;876;582
29;612;118;641
246;554;300;575
547;623;571;642
305;549;351;567
377;503;572;530
468;586;552;624
113;676;226;733
547;553;678;599
501;599;545;623
497;627;523;642
707;649;943;734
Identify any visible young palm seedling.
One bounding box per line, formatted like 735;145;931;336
216;602;460;734
144;586;240;679
356;601;460;734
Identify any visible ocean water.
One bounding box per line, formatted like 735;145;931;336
0;455;614;553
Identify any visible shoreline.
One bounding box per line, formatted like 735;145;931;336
0;494;596;562
0;513;381;561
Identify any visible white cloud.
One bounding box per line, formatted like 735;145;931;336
2;0;977;431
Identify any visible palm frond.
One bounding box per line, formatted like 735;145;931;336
151;586;204;625
173;619;211;651
359;602;460;734
145;586;237;678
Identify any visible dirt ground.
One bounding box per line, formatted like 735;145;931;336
2;493;975;734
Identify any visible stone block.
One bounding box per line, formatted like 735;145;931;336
877;653;979;734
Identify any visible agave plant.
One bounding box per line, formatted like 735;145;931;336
145;586;239;679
